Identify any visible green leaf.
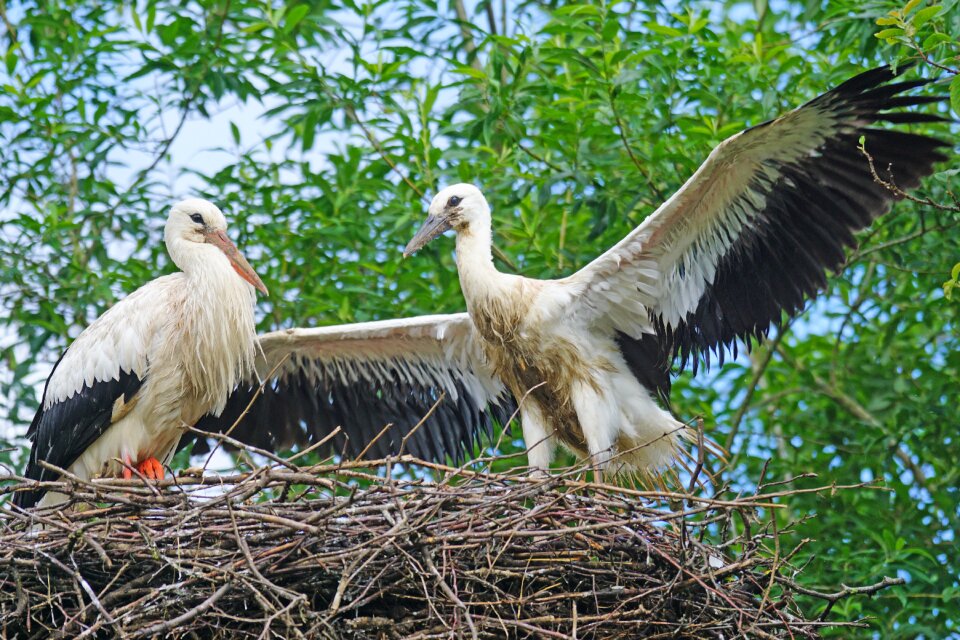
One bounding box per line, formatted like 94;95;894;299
646;22;685;38
5;50;17;76
951;75;960;117
904;0;924;13
553;4;600;16
146;4;156;32
912;5;942;27
874;28;906;39
131;5;142;31
601;16;619;42
283;5;310;33
301;108;318;151
242;22;270;34
451;65;487;80
922;32;952;49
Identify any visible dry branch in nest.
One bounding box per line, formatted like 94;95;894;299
0;452;899;639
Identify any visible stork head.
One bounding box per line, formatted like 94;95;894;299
165;198;269;295
404;184;488;257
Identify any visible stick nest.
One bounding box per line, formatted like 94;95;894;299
0;456;895;639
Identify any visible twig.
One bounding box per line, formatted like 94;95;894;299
775;575;905;620
726;328;788;452
130;581;234;638
203;352;292;471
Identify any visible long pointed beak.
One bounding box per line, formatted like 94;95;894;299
403;214;451;258
205;229;269;295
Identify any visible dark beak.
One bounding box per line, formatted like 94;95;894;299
403;214;451;258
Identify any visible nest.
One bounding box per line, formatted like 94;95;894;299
0;452;897;639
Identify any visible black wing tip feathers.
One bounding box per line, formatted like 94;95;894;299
186;371;515;468
830;62;911;93
660;63;950;375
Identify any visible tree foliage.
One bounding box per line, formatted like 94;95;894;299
0;0;957;636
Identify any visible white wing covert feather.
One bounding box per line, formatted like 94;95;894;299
43;278;175;406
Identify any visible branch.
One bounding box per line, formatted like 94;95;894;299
483;1;497;36
452;0;482;71
725;326;789;452
342;103;427;200
909;47;960;76
607;90;665;204
859;142;960;214
131;581;234;638
775;575;905;620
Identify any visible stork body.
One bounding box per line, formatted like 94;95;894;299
405;187;682;473
192;66;948;479
450;219;681;471
17;199;267;509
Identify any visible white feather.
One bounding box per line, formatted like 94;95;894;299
37;199;261;506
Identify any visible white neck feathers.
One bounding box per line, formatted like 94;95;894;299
166;238;259;416
455;210;512;307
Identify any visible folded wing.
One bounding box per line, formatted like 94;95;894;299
15;283;160;508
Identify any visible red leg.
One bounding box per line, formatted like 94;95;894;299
136;457;165;480
122;454;133;480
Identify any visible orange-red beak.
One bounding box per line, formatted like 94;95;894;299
204;229;269;295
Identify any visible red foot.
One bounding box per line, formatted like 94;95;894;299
136;457;165;480
122;455;133;480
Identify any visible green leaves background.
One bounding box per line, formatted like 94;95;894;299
0;0;957;635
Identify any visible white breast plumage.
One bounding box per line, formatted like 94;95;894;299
16;198;267;509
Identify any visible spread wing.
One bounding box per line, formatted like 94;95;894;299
565;65;950;372
190;313;515;463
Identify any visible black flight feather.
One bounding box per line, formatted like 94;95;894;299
185;366;514;466
15;350;143;509
657;65;950;374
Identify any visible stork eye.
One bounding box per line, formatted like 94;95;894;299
447;196;462;207
189;213;204;224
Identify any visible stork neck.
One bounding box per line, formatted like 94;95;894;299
455;220;504;303
167;237;251;296
166;237;206;275
165;236;258;415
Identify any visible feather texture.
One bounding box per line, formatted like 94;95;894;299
16;199;262;508
566;65;950;373
188;314;515;463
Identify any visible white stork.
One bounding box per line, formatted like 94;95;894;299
189;66;949;479
16;199;268;509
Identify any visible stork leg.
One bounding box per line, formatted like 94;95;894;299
570;380;618;484
136;457;165;480
519;401;554;473
121;454;134;480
